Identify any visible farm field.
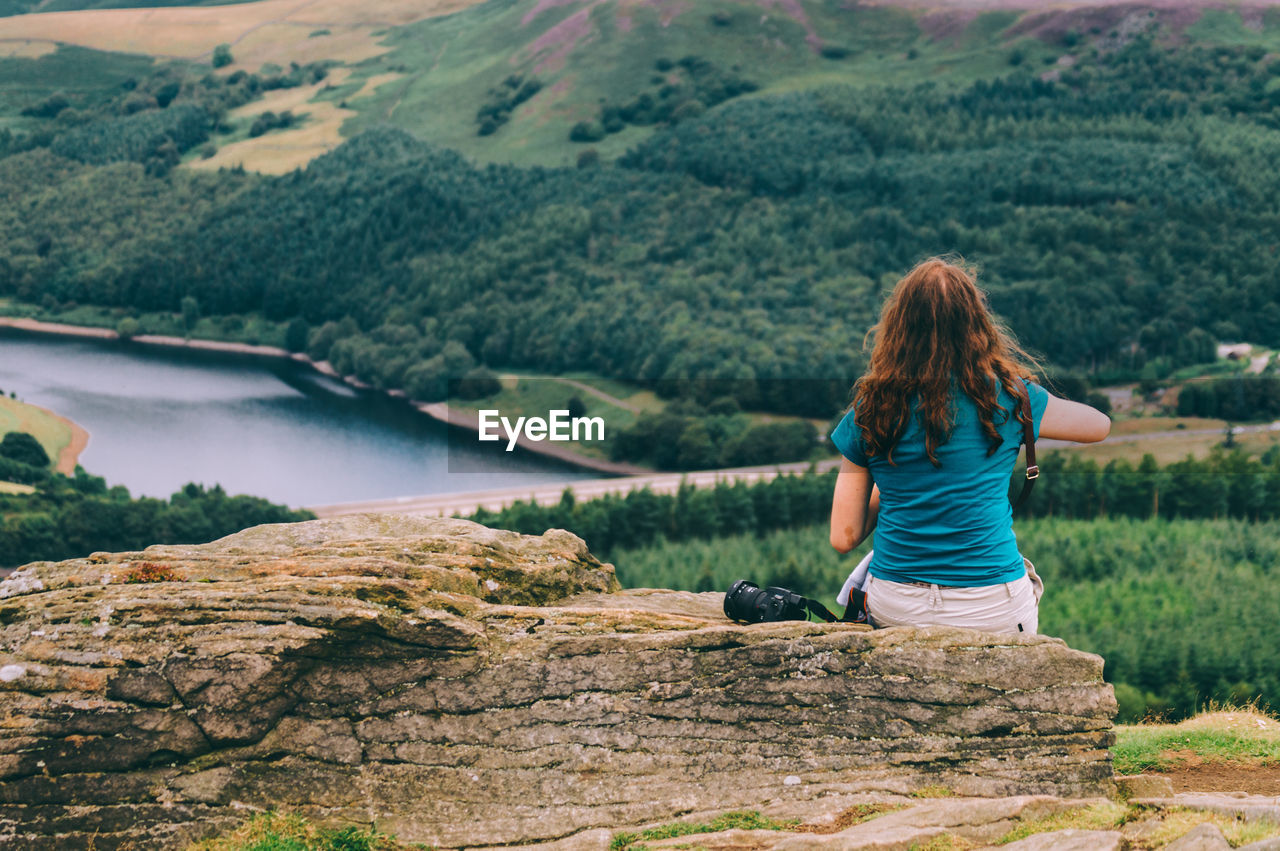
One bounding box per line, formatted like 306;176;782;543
0;0;479;67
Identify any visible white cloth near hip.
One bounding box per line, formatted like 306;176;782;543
837;549;876;606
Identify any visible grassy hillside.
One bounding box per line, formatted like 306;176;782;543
0;45;153;133
10;1;1280;169
0;395;72;473
334;0;1058;166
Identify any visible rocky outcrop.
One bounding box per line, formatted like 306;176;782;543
0;515;1116;849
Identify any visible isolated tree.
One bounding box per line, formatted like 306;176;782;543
116;317;140;340
212;44;234;69
181;295;200;333
284;317;309;353
454;366;501;400
0;432;51;469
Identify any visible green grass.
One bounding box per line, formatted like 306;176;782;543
609;810;797;851
458;372;636;460
0;395;72;470
993;798;1280;847
0;45;155;128
994;802;1130;845
334;0;1040;167
187;810;409;851
450;370;822;464
0;299;290;348
1185;9;1274;47
1168;358;1252;381
1113;710;1280;774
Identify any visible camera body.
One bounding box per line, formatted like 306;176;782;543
723;579;809;623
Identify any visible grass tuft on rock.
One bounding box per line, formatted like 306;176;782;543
1113;704;1280;774
609;810;798;850
908;784;956;799
188;811;411;851
994;802;1130;844
1139;808;1280;847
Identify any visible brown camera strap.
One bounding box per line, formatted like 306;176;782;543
1012;379;1038;511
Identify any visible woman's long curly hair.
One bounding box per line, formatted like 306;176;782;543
853;258;1041;467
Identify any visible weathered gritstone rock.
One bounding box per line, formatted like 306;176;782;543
0;515;1117;849
1134;793;1280;823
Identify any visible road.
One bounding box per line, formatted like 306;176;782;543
309;459;843;518
310;421;1280;518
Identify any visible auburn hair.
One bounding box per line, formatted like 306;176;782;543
852;257;1041;466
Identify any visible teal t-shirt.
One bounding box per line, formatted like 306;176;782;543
829;380;1049;587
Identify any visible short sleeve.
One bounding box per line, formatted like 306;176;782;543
829;407;869;466
1026;380;1050;441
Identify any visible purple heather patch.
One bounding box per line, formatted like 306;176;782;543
760;0;822;51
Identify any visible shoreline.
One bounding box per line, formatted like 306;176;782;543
0;395;90;475
413;401;649;476
46;406;89;475
0;315;648;478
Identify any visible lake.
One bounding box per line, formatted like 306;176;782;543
0;329;593;508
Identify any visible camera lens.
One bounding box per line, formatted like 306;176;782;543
724;579;769;622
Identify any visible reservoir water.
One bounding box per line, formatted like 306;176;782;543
0;330;592;508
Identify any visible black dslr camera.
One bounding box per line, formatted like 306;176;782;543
722;579;810;623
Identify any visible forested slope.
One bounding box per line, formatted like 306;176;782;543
3;34;1280;416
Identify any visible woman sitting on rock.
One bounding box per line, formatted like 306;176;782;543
828;257;1110;634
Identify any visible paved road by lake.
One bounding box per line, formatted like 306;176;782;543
313;422;1280;518
310;459;845;517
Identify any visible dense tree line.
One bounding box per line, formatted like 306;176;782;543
1177;375;1280;421
571;55;757;142
477;74;542;136
609;402;819;469
464;447;1280;556
50;104;210;173
0;431;50;470
468;470;836;555
4;54;326;174
0;462;313;568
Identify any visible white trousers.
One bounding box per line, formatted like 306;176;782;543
865;559;1044;635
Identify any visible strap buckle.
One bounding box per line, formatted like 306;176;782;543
1025;464;1040;481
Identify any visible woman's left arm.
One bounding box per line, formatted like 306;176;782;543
830;458;878;553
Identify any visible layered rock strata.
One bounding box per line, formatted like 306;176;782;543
0;515;1116;849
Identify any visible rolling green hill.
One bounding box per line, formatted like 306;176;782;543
303;0;1280;166
332;0;1050;166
